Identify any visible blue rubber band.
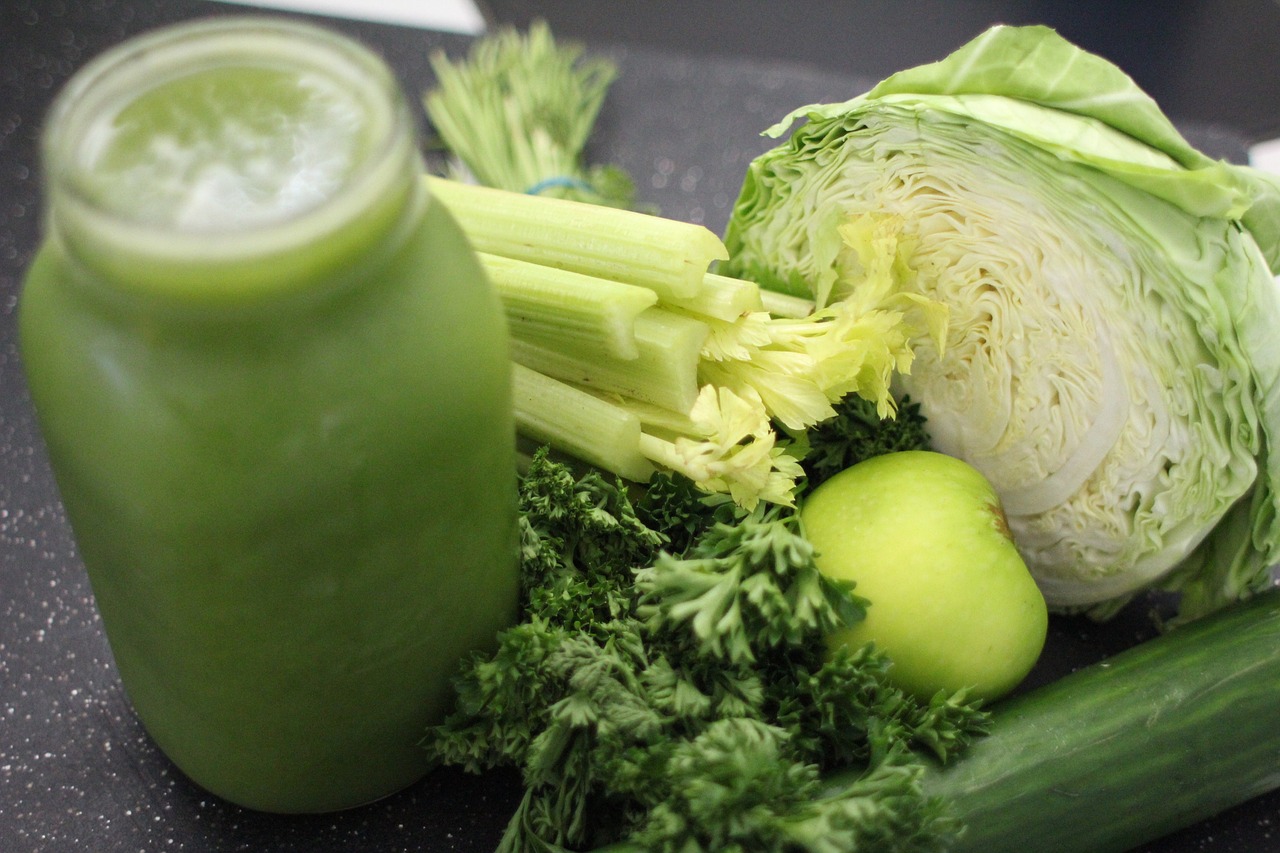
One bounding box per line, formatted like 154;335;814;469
525;176;594;196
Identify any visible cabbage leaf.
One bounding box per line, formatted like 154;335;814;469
722;25;1280;619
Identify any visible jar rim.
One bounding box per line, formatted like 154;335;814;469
41;16;423;295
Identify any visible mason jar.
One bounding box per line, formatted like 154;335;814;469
19;17;518;813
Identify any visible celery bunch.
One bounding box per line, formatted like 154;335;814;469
429;178;947;509
424;21;637;209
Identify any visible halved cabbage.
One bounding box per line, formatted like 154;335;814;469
723;25;1280;619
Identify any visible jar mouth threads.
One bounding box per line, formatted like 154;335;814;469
41;17;424;301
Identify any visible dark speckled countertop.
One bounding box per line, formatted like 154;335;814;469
1;2;1278;851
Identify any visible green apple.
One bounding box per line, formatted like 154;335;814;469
801;450;1047;702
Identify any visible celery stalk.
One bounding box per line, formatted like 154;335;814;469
481;253;656;360
509;308;708;414
511;363;656;482
428;176;727;301
759;288;816;319
613;394;700;438
661;272;764;322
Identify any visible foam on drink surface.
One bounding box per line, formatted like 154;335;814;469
77;65;374;232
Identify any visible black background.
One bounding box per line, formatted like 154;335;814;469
1;2;1277;851
482;0;1280;142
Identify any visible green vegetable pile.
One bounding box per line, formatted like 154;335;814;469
423;434;988;853
417;21;1280;853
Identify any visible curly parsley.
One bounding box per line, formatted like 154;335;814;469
422;448;985;853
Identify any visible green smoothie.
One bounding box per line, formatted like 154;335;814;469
19;18;519;813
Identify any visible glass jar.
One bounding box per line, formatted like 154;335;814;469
19;17;518;813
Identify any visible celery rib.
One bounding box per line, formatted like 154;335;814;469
481;253;656;360
636;431;686;477
509;307;707;414
511;363;656;483
606;392;698;438
661;272;764;322
759;288;816;319
429;176;727;301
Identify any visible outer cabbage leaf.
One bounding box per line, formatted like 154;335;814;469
722;25;1280;619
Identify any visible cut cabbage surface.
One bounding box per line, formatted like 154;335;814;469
723;25;1280;619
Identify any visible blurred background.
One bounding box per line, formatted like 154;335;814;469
213;0;1280;166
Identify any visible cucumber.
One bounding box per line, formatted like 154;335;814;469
918;587;1280;853
593;589;1279;853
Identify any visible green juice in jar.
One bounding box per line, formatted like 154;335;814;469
19;18;518;813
